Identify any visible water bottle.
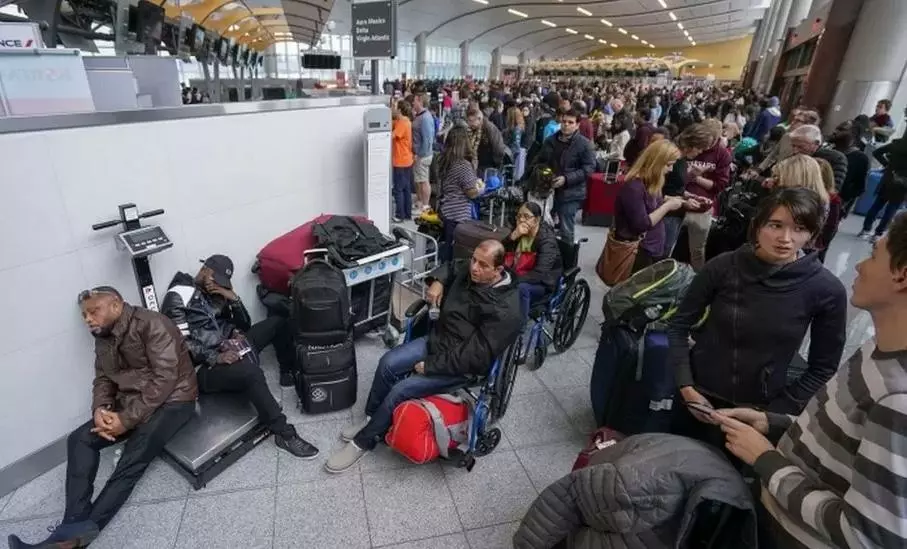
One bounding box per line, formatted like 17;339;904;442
428;304;440;321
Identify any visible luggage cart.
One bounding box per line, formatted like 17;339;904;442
383;226;439;346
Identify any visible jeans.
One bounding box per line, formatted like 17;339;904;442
246;316;295;375
862;194;903;235
393;166;414;220
518;282;548;318
555;200;582;243
353;337;468;450
64;401;194;530
197;353;293;438
662;215;683;257
683;211;712;270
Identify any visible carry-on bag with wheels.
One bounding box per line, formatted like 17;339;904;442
289;258;351;340
452;220;511;260
295;336;357;414
385;394;471;464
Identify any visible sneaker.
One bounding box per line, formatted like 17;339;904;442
858;230;873;239
392;217;403;223
8;520;99;548
279;371;294;387
324;441;367;473
274;430;319;459
340;416;370;442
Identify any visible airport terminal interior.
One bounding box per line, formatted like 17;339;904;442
1;0;906;548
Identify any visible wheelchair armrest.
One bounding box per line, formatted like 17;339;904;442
405;299;429;318
563;266;581;281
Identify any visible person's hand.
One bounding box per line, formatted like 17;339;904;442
217;350;241;365
93;407;114;432
552;176;566;188
664;196;685;211
715;408;770;435
683;198;702;210
426;281;444;307
91;410;126;441
687;164;704;176
413;361;425;375
761;178;776;189
205;280;238;302
680;386;716;424
715;414;775;466
511;222;530;239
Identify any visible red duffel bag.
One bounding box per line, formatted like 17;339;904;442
256;214;371;294
385;394;471;464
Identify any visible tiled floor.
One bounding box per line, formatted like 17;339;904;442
0;216;876;549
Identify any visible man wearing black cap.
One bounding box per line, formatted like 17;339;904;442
160;255;318;459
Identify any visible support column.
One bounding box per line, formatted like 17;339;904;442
764;0;813;93
759;0;794;92
826;0;907;132
745;17;767;64
459;40;470;78
751;0;785;90
263;44;278;78
414;32;427;79
490;47;502;81
517;51;529;80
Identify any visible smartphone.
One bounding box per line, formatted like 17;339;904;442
685;401;714;416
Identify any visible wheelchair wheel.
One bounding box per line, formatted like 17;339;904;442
525;338;547;371
490;342;520;422
553;278;591;353
475;427;502;457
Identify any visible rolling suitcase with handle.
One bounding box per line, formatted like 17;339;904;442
452;220;511;260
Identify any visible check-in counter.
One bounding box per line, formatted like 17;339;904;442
0;95;386;495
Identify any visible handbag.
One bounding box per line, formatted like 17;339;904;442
596;232;642;286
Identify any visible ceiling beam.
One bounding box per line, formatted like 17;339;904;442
555;31;755;60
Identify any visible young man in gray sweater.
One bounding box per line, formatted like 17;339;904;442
714;213;907;548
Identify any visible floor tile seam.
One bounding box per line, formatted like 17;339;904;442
510;447;543;496
187;483;280;499
356;470;376;549
369;529;467;549
439;461;469;542
541;375;591;440
170;496;190;549
0;492;192;525
271;441;280;549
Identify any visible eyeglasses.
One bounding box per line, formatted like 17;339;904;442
516;212;536;220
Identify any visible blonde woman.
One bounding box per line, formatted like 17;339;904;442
769;154;830;205
614;139;700;272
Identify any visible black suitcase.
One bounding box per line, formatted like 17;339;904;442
294;335;357;414
452;220;511;260
296;336;356;374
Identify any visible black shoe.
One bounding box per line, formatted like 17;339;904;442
9;520;99;548
279;371;295;387
275;432;319;459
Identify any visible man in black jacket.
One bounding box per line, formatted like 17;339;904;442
325;240;523;473
160;255;318;459
534;108;596;243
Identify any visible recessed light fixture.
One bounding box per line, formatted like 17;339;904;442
649;44;655;48
472;0;488;4
677;22;684;30
585;34;595;40
541;19;557;27
611;43;618;48
658;0;667;7
668;11;677;21
683;30;689;37
641;39;648;45
618;28;628;35
631;34;639;40
598;39;608;44
691;41;696;46
577;7;592;16
600;19;613;27
565;28;578;34
507;8;528;17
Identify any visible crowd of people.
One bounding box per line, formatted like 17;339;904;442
8;76;907;549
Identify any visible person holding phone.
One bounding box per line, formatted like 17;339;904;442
707;212;907;549
681;121;731;270
667;188;847;446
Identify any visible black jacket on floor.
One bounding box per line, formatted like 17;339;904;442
424;261;523;377
667;245;847;413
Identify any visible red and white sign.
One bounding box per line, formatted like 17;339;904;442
0;22;45;49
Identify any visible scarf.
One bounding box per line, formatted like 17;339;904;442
468;124;484;171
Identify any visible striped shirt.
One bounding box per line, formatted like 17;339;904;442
439;158;477;223
754;340;907;548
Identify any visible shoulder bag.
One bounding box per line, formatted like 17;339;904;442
596;232;642;286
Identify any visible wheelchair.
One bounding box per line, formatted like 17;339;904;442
518;237;592;370
401;299;521;471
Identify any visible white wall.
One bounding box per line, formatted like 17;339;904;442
0;100;381;470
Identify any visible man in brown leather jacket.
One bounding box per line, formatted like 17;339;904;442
8;286;197;549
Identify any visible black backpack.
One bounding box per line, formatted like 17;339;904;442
312;216;395;267
290;259;351;338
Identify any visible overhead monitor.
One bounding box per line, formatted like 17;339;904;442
135;0;164;44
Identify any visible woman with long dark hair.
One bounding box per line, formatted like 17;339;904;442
502;202;563;317
437;126;484;260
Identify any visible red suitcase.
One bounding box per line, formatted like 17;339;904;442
256;214;371;294
582;173;625;227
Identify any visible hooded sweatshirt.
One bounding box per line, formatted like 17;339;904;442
745;105;782;142
685;140;731;213
667;245;847;414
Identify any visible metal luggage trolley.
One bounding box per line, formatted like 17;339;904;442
382;226;440;346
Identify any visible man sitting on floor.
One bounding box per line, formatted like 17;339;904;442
8;287;198;549
160;254;318;459
326;240;523;473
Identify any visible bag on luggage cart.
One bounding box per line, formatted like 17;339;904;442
452;220;511;260
295;336;358;414
313;215;397;266
571;426;625;471
385;394;471;464
289;259;351;339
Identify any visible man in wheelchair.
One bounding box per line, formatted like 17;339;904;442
326;240;523;473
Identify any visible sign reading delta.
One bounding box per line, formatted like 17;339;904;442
0;22;45;49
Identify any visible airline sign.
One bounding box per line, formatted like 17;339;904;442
0;22;45;49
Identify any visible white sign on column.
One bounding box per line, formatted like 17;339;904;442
0;22;46;49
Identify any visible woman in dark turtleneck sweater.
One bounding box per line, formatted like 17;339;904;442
668;188;847;446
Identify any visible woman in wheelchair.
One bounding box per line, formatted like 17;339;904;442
325;240;524;474
502;202;563;318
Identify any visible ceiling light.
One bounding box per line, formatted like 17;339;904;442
691;41;696;46
577;7;592;16
677;22;684;30
541;19;557;27
649;44;655;48
641;39;648;45
598;39;607;44
472;0;488;4
658;0;667;7
618;28;628;35
631;34;639;40
611;43;618;48
565;28;578;34
683;30;689;37
584;34;595;40
668;11;677;21
507;8;528;17
600;19;613;27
